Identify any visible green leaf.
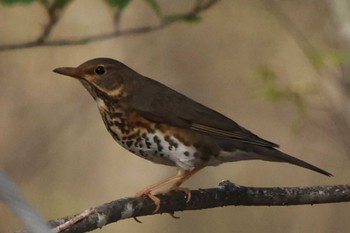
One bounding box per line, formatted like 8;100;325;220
182;14;201;23
106;0;132;10
56;0;70;9
0;0;35;4
145;0;161;17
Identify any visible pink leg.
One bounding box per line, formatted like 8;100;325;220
135;166;205;212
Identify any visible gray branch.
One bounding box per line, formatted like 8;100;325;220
15;180;350;233
0;0;220;51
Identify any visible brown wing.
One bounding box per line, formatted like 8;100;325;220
127;76;279;148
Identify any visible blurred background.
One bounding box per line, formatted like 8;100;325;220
1;0;350;232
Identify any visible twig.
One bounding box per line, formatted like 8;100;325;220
53;208;95;233
0;0;220;51
36;0;66;43
15;180;350;233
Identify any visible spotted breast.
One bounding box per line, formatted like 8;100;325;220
96;97;203;171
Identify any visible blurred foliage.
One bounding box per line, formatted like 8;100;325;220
182;13;202;23
105;0;132;11
311;50;350;70
254;66;289;101
105;0;163;17
145;0;162;17
253;65;317;133
53;0;69;9
165;12;202;24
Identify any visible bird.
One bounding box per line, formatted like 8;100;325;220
53;58;332;211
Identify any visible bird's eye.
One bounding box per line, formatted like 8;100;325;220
95;66;105;75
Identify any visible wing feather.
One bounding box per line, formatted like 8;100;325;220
127;76;279;148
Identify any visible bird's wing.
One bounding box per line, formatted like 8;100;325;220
128;77;279;148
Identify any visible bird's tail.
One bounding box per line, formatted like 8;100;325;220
256;147;333;177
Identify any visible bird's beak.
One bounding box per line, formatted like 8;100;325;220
53;67;82;79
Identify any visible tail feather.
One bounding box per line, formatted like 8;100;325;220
258;148;332;177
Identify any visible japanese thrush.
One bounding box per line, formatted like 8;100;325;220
53;58;332;211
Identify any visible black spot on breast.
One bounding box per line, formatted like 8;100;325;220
146;142;152;149
184;151;190;156
139;150;145;156
133;137;142;148
126;140;133;148
111;119;129;134
126;135;134;140
147;126;156;134
129;149;136;154
110;112;123;118
164;135;179;151
110;132;120;141
144;136;152;148
153;135;163;152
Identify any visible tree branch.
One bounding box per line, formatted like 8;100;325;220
36;0;66;44
0;0;220;51
15;180;350;233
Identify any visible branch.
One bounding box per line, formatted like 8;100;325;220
15;180;350;233
36;0;66;44
0;0;220;51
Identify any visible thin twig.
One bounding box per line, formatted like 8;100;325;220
36;0;66;43
0;0;220;51
53;208;95;233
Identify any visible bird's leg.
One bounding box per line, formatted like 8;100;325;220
135;173;186;197
163;166;204;202
134;170;191;212
134;166;204;212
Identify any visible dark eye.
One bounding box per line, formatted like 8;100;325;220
95;66;105;75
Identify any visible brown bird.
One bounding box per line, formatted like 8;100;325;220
53;58;332;211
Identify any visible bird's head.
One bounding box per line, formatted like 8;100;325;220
53;58;136;99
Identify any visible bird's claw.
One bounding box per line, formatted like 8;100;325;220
157;186;192;203
135;190;161;213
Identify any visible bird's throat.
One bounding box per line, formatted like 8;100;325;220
96;97;108;111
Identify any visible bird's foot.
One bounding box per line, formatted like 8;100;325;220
135;189;161;213
158;186;192;203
